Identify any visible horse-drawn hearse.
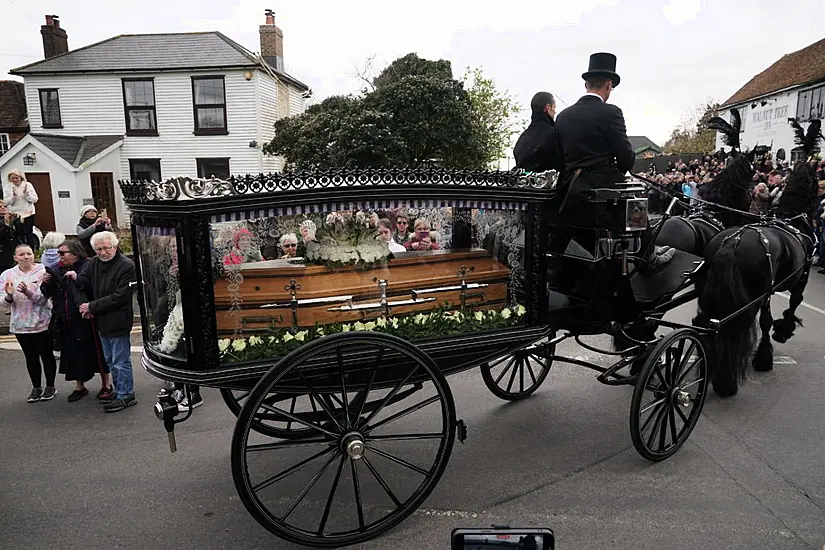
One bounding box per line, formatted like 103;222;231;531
123;167;715;548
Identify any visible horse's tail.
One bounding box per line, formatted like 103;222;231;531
694;242;757;396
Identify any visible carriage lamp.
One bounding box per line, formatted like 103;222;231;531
244;70;254;81
23;153;36;166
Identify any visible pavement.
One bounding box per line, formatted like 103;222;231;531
2;276;825;549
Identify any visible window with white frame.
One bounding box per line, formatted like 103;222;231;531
0;134;9;156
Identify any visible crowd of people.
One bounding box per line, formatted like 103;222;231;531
1;171;141;411
647;153;825;272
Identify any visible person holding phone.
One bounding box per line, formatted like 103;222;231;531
76;205;113;258
405;218;441;251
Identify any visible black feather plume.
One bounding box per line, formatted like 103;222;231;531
707;108;741;150
803;119;823;157
789;117;806;147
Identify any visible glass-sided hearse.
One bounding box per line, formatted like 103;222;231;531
122;169;708;548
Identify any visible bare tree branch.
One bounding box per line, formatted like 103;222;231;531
351;54;378;93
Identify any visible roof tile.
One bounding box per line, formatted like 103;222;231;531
0;80;28;130
723;36;825;107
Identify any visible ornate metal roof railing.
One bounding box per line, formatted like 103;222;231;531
118;168;559;204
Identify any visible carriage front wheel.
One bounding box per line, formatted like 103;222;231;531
629;328;708;462
231;332;456;548
480;338;555;401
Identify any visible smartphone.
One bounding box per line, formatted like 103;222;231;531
451;527;554;549
100;208;108;219
418;231;430;239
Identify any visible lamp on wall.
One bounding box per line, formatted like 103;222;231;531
22;153;36;166
760;100;768;107
244;70;254;81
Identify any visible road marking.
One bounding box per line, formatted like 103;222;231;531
775;292;825;317
773;356;796;364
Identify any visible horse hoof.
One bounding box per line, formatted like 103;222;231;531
712;383;738;398
752;362;773;372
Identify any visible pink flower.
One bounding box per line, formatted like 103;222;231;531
222;251;244;265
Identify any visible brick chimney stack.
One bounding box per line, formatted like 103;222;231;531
259;9;284;72
41;15;69;59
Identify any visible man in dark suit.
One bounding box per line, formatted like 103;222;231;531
550;52;674;270
513;91;561;172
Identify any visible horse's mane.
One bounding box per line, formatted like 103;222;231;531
697;154;753;216
773;161;818;218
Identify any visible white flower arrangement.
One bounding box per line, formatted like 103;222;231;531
158;291;185;354
218;305;528;364
304;210;391;269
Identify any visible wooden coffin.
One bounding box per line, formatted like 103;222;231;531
214;249;511;333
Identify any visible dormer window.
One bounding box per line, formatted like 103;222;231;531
39;89;62;128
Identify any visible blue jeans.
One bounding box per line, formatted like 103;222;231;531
100;335;134;399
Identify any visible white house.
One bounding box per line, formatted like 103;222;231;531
0;12;310;235
716;36;824;163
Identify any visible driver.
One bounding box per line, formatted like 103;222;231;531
551;52;674;270
513;91;560;172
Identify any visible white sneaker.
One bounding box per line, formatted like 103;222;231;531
178;393;203;412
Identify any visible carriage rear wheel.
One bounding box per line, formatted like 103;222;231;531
231;332;456;548
480;338;554;401
221;388;318;440
629;329;708;462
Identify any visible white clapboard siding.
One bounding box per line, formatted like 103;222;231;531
258;71;280;173
289;87;305;117
25;73;126;134
23;70;267;177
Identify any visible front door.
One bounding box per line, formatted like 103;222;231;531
90;172;118;228
24;172;55;232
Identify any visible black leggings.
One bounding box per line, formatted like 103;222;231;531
16;331;57;388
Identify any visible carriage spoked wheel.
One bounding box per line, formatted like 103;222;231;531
221;382;427;440
480;338;555;401
629;329;708;462
221;388;324;440
231;332;456;548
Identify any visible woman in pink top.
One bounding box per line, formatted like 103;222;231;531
1;244;56;402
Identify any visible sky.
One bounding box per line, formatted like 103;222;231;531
2;0;824;152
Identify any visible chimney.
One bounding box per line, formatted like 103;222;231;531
41;14;69;59
259;9;284;72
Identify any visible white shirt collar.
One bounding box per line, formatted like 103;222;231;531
584;92;604;102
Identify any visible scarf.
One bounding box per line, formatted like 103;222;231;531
78;216;96;230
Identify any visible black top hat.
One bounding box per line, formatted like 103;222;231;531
582;52;620;87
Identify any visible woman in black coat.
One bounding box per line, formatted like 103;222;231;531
41;239;112;402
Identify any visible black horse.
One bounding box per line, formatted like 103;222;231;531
652;152;756;256
692;127;821;396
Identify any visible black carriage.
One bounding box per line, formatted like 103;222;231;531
122;169;710;548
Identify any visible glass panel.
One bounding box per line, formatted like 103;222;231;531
0;134;9;155
130;159;161;182
125;81;154;106
197;159;230;179
40;90;60;126
811;87;821;119
135;226;186;359
209;205;528;365
197;108;225;129
194;78;225;104
128;109;155;130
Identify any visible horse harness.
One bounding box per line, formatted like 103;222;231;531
719;216;815;289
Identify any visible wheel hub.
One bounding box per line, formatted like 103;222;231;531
674;389;692;408
342;432;366;459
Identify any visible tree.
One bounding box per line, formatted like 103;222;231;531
264;53;518;170
663;99;721;154
461;67;522;168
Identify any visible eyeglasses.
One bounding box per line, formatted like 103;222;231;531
396;220;408;225
283;243;297;248
57;251;73;256
95;245;114;252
